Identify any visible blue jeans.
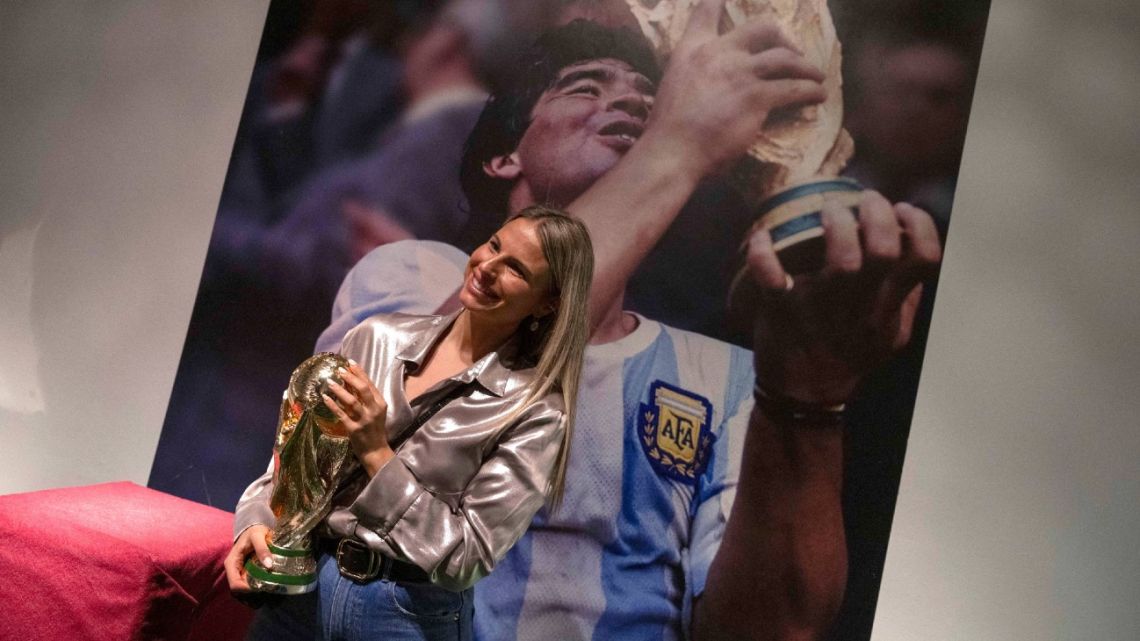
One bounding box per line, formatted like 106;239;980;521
246;553;474;641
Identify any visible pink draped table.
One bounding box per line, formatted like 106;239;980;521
0;481;253;640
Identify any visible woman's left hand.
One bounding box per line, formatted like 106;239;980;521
323;362;395;476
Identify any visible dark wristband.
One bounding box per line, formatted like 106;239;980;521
753;384;846;427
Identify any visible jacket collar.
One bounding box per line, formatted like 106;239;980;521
394;310;527;398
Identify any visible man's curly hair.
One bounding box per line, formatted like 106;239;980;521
458;19;662;217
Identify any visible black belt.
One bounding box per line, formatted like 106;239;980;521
321;538;431;585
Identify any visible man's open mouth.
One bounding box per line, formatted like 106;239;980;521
597;119;644;144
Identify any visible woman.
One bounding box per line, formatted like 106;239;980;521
225;206;593;640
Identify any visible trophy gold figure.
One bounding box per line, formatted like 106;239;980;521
244;352;356;594
625;0;862;319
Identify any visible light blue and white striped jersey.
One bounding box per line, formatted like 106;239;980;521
317;241;755;641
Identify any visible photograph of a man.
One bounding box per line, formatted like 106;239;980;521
299;7;939;641
150;0;987;639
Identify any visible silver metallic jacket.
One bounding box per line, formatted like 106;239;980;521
234;311;566;591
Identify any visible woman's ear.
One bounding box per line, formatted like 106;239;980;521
537;297;559;319
484;152;522;181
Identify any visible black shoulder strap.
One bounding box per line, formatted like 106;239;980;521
389;381;474;450
406;383;469;433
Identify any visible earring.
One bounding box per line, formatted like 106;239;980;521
529;319;540;332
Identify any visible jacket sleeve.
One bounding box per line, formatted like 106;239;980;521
331;397;566;591
232;457;277;540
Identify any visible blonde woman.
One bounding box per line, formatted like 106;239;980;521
227;206;592;641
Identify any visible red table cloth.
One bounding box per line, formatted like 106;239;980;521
0;481;253;640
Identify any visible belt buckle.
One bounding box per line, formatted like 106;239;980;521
336;538;381;582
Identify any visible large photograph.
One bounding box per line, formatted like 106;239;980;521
149;0;989;638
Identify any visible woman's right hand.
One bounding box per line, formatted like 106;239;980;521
324;363;395;476
224;524;272;593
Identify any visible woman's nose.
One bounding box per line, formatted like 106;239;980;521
476;258;500;280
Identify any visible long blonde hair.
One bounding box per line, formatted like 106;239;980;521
510;206;593;511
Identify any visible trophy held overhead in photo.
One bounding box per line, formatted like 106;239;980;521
625;0;862;319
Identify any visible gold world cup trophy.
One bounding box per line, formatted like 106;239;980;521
625;0;860;321
244;352;356;594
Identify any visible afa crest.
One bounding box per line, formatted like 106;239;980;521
639;380;714;484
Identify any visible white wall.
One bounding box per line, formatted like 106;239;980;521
0;0;1137;638
0;1;268;493
872;1;1140;639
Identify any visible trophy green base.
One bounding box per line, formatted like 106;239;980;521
245;542;318;595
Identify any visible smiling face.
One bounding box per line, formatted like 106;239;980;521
460;217;558;330
490;58;656;210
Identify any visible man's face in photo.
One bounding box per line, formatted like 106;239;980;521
502;58;656;206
